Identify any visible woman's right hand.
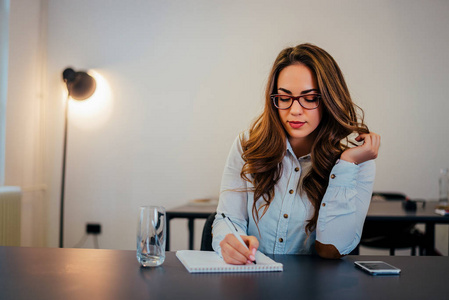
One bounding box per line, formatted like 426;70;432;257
219;234;259;265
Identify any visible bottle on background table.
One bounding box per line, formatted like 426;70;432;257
439;168;449;205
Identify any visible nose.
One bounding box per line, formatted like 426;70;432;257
289;99;304;115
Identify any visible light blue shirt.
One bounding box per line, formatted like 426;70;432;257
212;134;375;256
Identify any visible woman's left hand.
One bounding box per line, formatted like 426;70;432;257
340;132;380;165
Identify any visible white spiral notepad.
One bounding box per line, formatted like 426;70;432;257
176;250;283;273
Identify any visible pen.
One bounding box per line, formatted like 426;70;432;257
221;213;257;264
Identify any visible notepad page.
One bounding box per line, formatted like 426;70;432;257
176;250;283;273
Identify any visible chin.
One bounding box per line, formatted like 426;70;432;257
287;130;313;139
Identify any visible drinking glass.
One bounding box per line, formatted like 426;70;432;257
137;206;166;267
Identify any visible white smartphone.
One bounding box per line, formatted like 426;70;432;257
354;261;401;275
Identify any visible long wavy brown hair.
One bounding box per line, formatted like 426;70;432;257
240;43;369;235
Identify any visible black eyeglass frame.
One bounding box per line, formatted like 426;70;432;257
271;94;321;110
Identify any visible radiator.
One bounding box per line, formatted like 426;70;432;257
0;186;22;246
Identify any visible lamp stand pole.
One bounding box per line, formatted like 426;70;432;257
59;95;70;248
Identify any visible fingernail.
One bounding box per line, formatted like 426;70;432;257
252;248;256;255
249;255;255;261
246;260;252;264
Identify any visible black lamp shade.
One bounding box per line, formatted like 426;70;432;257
62;68;96;100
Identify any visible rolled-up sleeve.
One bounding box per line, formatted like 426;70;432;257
316;159;376;255
212;135;249;256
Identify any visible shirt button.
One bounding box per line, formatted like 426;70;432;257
330;174;336;179
289;189;294;194
295;167;299;172
283;214;288;218
322;203;326;207
279;238;284;243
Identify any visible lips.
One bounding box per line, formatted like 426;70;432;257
288;121;305;129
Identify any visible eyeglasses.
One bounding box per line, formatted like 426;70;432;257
271;94;321;110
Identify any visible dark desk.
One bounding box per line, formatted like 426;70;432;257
0;246;448;300
167;201;449;253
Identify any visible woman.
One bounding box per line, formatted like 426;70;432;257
211;43;380;264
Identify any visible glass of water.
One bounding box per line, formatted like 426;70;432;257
137;206;166;267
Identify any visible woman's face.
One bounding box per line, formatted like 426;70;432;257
276;64;323;144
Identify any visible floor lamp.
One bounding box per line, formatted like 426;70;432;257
60;68;96;248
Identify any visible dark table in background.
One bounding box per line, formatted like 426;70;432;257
1;246;448;300
166;204;217;250
166;201;449;253
366;200;449;255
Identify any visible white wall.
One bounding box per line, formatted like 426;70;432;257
4;0;448;251
0;0;9;185
4;0;47;246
